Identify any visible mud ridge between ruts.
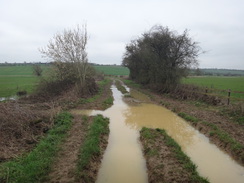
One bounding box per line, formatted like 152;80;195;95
47;115;109;183
47;80;113;182
140;128;208;183
46;114;88;182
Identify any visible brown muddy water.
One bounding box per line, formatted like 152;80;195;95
72;85;244;183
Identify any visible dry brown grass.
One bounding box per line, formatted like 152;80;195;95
0;100;61;161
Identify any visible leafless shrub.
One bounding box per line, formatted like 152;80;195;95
37;24;98;98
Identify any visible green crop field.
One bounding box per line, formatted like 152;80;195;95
0;64;129;98
94;65;129;76
0;65;50;97
182;76;244;99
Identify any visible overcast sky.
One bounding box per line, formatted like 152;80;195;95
0;0;243;69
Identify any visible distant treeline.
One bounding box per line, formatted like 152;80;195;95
0;62;129;76
1;63;244;77
191;68;244;76
0;62;121;67
0;62;50;66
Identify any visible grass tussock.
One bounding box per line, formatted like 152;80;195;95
115;80;128;94
0;112;73;183
123;79;141;88
178;112;199;123
76;115;109;182
102;96;113;108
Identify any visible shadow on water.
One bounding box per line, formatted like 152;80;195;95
72;84;244;183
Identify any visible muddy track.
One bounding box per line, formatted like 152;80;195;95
47;114;90;183
126;83;244;165
140;128;208;183
47;114;109;183
47;79;113;182
0;78;113;183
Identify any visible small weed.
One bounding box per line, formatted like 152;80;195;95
178;112;199;123
160;101;170;107
236;116;244;125
103;96;113;108
141;127;157;140
147;149;159;157
202;121;218;130
201;120;244;153
209;131;215;136
79;96;96;104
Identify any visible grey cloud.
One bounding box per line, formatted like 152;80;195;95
0;0;244;69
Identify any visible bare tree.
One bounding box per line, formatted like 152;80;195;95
39;24;90;89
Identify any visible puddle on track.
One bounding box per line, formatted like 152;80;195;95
72;85;244;183
74;85;148;183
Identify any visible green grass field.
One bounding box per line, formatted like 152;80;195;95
182;76;244;99
94;65;129;76
0;65;50;97
0;64;128;98
2;64;242;100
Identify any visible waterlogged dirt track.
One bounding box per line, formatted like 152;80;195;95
3;78;244;182
79;82;244;183
74;85;148;183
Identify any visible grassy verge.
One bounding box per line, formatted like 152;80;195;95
0;76;39;97
123;79;140;88
0;65;51;97
79;78;112;105
178;112;199;124
0;112;73;183
115;80;128;94
76;115;109;182
102;96;113;108
140;127;209;183
178;112;244;162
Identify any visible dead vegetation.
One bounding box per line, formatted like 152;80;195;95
169;84;221;105
0;98;60;161
0;76;111;163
